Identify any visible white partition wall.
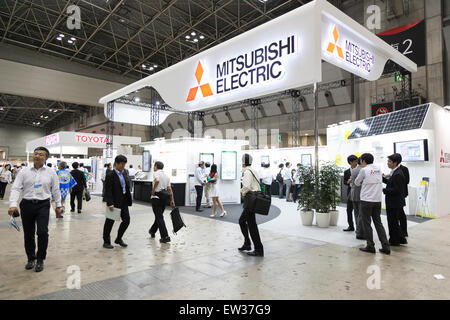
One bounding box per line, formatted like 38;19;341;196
327;103;450;218
140;138;248;206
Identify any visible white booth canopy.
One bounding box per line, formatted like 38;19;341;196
99;0;416;115
26;131;142;155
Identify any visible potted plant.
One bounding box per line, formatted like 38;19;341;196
314;162;337;228
297;164;316;226
322;162;342;226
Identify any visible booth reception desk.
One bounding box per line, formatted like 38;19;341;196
133;180;185;207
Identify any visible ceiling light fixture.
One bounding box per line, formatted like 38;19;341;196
142;64;146;68
59;34;65;37
191;32;196;36
153;64;157;68
149;67;154;71
68;40;73;44
193;38;198;42
199;35;205;39
134;97;140;102
56;37;62;41
70;37;76;41
185;35;190;39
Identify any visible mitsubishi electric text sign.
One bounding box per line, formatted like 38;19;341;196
100;0;416;113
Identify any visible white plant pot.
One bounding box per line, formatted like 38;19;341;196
300;210;314;226
315;212;330;228
329;210;339;226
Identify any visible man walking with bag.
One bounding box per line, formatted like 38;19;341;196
239;154;264;257
149;161;175;243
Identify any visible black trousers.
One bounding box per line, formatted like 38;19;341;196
70;189;83;210
293;184;303;202
103;197;130;244
386;207;403;244
149;198;168;239
399;207;408;237
20;199;50;261
195;185;203;210
239;208;263;252
0;181;7;199
264;184;271;197
346;199;354;228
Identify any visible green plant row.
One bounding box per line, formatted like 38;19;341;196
296;162;342;213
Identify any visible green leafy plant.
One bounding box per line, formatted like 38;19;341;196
297;164;317;212
315;161;342;213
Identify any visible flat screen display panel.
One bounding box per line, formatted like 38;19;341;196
142;150;152;172
261;155;270;165
394;139;429;162
301;154;312;166
221;151;237;180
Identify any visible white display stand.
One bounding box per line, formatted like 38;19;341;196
139;138;248;206
327;103;450;218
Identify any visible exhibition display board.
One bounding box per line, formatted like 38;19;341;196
138;138;248;206
327;103;450;218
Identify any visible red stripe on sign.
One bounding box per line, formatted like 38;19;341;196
377;19;424;36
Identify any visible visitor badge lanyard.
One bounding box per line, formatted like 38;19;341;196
34;169;43;195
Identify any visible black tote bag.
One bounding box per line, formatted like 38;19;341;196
170;207;186;234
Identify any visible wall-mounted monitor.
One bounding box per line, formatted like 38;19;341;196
394;139;429;162
301;154;312;166
200;153;214;165
261;155;270;166
221;151;237;180
142;150;152;172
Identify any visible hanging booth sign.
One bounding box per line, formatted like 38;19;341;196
377;19;426;74
100;0;416;115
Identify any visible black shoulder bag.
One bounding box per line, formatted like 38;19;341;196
243;170;271;215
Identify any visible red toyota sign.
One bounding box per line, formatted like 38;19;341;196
75;135;109;144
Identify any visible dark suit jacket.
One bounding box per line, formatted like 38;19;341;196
399;164;409;197
383;168;406;208
70;169;87;192
105;169;132;208
344;168;351;196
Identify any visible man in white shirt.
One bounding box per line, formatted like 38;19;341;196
239;154;264;257
8;147;62;272
128;164;137;194
194;161;206;212
261;164;273;196
284;162;293;201
149;161;175;243
354;153;390;255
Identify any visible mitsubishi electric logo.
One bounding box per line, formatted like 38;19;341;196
326;25;375;73
327;26;344;59
186;61;213;102
186;35;298;103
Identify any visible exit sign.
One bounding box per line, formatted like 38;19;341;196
277;134;282;142
394;72;404;82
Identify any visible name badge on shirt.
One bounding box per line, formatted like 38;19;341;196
34;183;43;194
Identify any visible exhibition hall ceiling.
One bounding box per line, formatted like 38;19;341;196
0;0;350;130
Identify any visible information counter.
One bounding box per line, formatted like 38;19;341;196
133;180;186;207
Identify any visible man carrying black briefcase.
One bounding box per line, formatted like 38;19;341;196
238;154;267;257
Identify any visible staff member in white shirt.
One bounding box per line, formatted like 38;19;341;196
149;161;175;243
239;154;264;257
284;162;293;201
261;163;273;197
194;161;206;212
8;147;62;272
354;153;390;255
128;164;137;194
0;163;12;199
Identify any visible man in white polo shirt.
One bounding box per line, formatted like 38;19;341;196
8;147;62;272
354;153;390;255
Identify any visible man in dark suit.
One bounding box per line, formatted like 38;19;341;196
103;155;132;249
398;158;409;238
343;155;358;231
383;153;406;246
70;162;87;214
